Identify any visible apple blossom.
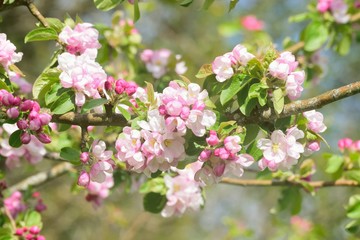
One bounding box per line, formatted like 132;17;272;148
241;15;264;31
0;33;23;69
303;110;327;133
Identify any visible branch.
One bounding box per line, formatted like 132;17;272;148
239;80;360;124
6;162;73;194
221;178;360;188
25;1;49;27
51;112;128;127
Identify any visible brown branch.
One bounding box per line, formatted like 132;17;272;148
25;1;49;27
239;80;360;124
221;178;360;188
6;162;74;194
51;112;128;127
284;41;304;53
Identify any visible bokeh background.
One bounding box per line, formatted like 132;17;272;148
1;0;360;239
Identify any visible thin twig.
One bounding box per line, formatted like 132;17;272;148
25;1;49;27
221;178;360;188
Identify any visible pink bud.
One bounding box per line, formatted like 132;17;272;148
25;234;34;240
15;228;24;236
17;119;28;130
338;138;353;151
352;140;360;151
206;130;219;146
80;152;90;163
6;107;19;119
21;132;31;144
1;93;14;106
29;119;42;131
105;76;115;91
158;105;167;115
38;113;52;126
12;96;21;106
192;101;205;111
198;149;212;162
35;200;47;212
166;100;183;116
19;100;34;111
125;82;137;96
32;102;40;112
214;147;230;160
180;106;190;120
36;133;51;144
28;110;39;120
37;235;46;240
29;226;41;235
213;163;226;177
307;141;320;152
77;170;90;187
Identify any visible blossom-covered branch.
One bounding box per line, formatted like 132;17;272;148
239;80;360;125
51;112;128;126
221;178;360;188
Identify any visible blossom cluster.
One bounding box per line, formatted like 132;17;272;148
77;140;115;207
317;0;350;23
104;76;138;97
4;191;46;239
0;89;52;144
194;131;254;185
0;124;46;168
116;81;216;175
0;33;23;70
161;162;204;217
338;138;360;152
58;23;107;107
269;51;305;100
212;44;255;82
140;49;187;79
303;110;327;155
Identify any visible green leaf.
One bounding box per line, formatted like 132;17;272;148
246;141;262;161
325;155;344;174
33;68;60;99
46;18;65;33
337;33;351;56
24;210;42;228
218;121;237;134
24;27;58;43
93;0;123;11
289;13;309;23
299;159;315;178
303;21;329;52
179;0;193;7
240;98;257;116
133;0;140;22
347;195;360;219
45;83;64;106
81;98;107;113
345;170;360;183
272;88;284;114
0;79;10;91
50;91;75;114
117;105;131;121
276;187;302;215
228;0;239;12
143;192;167;214
195;64;213;78
202;0;215;9
345;219;360;234
60;147;81;165
9;129;22;148
220;75;250;105
243;124;260;145
140;178;166;194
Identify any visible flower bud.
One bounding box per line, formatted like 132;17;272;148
105;76;114;91
213;163;226;177
37;235;46;240
15;228;24;236
38;113;52;126
29;226;41;235
352;140;360;152
80;152;90;163
125;82;137;96
180;106;190;120
338;138;353;151
29;119;42;131
17;119;28;130
214;147;230;160
192;101;205;111
12;96;21;106
77;170;90;187
36;133;51;144
6;107;19;119
35;200;47;212
1;93;14;106
158;105;167;115
307;141;320;152
206;130;219;146
21;132;31;144
198;150;212;162
19;100;34;111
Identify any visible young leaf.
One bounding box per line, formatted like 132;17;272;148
134;0;140;22
243;124;260;145
202;0;215;9
246;141;262;161
50;91;75;114
46;18;65;33
180;0;193;7
33;68;60;99
220;75;250;105
9;129;22;148
0;79;10;92
24;210;42;228
228;0;239;12
25;27;58;43
272;88;284;114
60;147;81;165
195;64;213;78
325;155;344;174
303;21;328;52
143;192;167;214
93;0;124;11
81;98;108;113
117;105;131;121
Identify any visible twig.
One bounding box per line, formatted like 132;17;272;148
25;1;49;27
80;126;89;152
51;112;128;127
221;178;360;188
6;162;74;194
238;80;360;124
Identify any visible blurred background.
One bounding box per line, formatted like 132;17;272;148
1;0;360;239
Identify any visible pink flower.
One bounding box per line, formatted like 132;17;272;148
8;71;32;94
161;168;204;217
0;33;23;69
90;161;113;183
92;140;113;161
352;140;360;151
4;191;26;218
59;23;101;55
241;15;264;31
286;71;305;100
141;48;172;78
224;135;242;154
269;52;298;80
303;110;327;133
86;175;114;207
186;110;216;137
317;0;332;13
212;54;234;82
331;0;350;23
338;138;353;151
232;44;255;66
225;154;254;177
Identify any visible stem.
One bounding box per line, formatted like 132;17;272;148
25;1;49;27
51;112;127;127
80;126;89;152
221;178;360;188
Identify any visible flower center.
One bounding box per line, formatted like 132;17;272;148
272;144;279;153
